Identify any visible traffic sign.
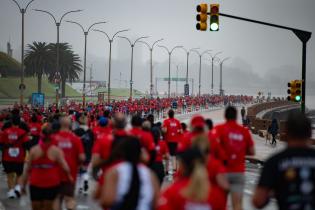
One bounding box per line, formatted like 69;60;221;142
184;84;189;96
31;93;45;107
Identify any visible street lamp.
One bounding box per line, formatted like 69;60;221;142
9;0;36;105
219;57;230;96
181;47;200;96
93;29;130;103
66;20;107;108
209;51;222;94
190;49;212;96
118;36;149;99
158;45;183;98
33;8;82;106
138;39;164;98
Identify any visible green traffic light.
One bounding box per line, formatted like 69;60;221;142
295;95;301;102
210;23;219;31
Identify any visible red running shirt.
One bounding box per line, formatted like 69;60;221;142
158;178;213;210
162;118;182;143
129;128;155;152
52;131;84;182
29;122;42;136
1;127;28;162
213;121;254;173
29;142;61;188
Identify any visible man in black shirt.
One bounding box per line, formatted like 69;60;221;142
253;111;315;210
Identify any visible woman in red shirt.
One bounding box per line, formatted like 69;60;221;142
21;123;72;210
158;148;212;210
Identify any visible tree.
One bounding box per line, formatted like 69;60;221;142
24;42;52;93
48;43;82;98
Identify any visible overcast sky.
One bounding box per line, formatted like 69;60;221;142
0;0;315;101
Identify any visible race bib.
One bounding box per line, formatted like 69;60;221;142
8;148;20;158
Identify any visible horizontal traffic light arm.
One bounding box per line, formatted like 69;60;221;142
207;12;312;41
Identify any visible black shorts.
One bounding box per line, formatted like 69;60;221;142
151;162;165;184
59;182;75;197
30;185;60;201
2;161;24;176
167;142;178;156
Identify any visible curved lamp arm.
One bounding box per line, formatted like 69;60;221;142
33;9;57;24
11;0;22;11
158;45;170;54
134;36;149;46
118;36;132;46
93;29;111;41
60;9;82;24
25;0;35;11
112;29;130;40
66;20;85;33
171;46;183;54
87;21;107;33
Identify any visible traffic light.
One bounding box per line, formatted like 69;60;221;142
210;4;219;31
196;4;208;31
287;80;302;102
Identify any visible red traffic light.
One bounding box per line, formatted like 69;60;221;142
211;5;219;14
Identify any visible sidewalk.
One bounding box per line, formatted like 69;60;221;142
247;135;286;164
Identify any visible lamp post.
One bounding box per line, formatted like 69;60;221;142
209;51;222;94
158;45;183;98
138;39;164;98
93;29;129;103
34;8;82;106
181;47;200;96
66;20;107;108
190;50;212;96
118;36;149;100
219;57;230;96
9;0;36;105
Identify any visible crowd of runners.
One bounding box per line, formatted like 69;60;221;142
0;94;314;210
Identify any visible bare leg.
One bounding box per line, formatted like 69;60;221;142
231;192;243;210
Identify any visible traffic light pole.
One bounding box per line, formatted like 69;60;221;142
215;12;312;113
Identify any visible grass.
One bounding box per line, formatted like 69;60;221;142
0;77;80;103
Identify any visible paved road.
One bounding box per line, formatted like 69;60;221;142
0;107;282;210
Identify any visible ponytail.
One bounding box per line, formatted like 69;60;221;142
119;163;140;210
182;161;210;202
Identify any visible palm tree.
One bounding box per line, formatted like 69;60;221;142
24;42;52;93
48;43;82;98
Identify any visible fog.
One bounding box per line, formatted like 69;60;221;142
0;0;314;97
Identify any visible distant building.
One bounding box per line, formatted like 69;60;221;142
7;41;13;57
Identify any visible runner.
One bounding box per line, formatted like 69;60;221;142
191;135;230;210
129;115;156;165
213;106;255;210
52;116;85;210
162;109;182;175
74;114;94;195
0;115;29;198
92;117;112;140
20;123;72;210
99;136;159;210
253;111;315;210
28;114;42;147
158;148;212;210
92;113;129;200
